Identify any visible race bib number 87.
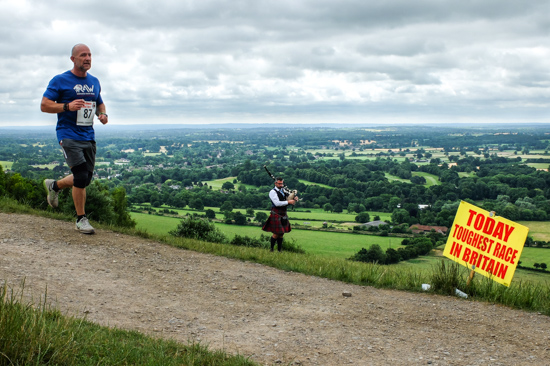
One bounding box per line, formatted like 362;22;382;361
77;101;96;126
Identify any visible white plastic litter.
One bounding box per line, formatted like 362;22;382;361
455;288;468;298
421;284;431;291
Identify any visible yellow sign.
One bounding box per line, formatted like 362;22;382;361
443;201;529;287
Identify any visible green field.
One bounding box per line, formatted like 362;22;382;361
0;161;13;170
131;212;403;259
136;205;391;225
385;172;439;186
31;164;57;169
143;152;164;157
297;179;333;189
282;209;376;222
526;163;550;171
519;221;550;242
202;176;256;190
300;147;550;176
203;176;335;191
384;173;409;183
0;161;58;170
413;171;440;186
515;247;550;268
216;222;404;259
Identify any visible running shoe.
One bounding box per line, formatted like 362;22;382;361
44;179;59;208
76;217;95;235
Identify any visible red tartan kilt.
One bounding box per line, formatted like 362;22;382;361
262;207;291;234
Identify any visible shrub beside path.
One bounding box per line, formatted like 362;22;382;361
1;213;549;365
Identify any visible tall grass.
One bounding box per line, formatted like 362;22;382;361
0;281;78;365
0;281;257;366
428;261;550;314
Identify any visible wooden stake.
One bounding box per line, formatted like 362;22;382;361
466;265;475;287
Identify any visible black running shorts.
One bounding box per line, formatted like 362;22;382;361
60;139;96;171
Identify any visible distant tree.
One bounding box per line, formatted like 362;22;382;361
205;209;216;219
246;207;255;217
230;234;267;248
349;244;386;264
355;212;370;223
172;217;226;243
81;181;116;225
390;223;409;234
111;186;136;228
391;208;410;225
323;203;333;212
220;201;233;212
384;248;400;264
233;211;247;225
333;203;343;213
0;164;6;196
5;173;42;208
222;181;235;190
388;197;401;211
354;204;366;213
410;237;433;255
315;196;329;206
255;211;268;223
189;198;204;210
540;263;547;271
410;175;426;185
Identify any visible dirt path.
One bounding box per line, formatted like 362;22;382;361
1;212;549;365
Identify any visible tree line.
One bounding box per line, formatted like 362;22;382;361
2;125;550;230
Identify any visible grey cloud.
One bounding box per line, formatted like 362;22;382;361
0;0;549;126
357;37;447;57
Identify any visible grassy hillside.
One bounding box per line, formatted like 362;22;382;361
131;212;550;285
131;212;403;259
2;197;549;319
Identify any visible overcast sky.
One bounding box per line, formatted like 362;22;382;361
0;0;549;127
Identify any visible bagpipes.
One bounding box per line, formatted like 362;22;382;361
263;165;299;201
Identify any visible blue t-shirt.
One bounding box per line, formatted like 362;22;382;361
43;70;104;143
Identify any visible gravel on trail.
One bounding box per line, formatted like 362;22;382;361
1;212;549;365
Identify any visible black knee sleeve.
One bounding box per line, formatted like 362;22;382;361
71;163;90;188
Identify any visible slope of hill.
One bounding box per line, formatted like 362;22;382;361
1;212;549;365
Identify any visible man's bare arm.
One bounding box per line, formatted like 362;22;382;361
41;97;88;114
96;103;108;124
40;97;63;113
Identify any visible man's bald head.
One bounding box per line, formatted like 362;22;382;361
70;44;92;76
71;43;90;57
